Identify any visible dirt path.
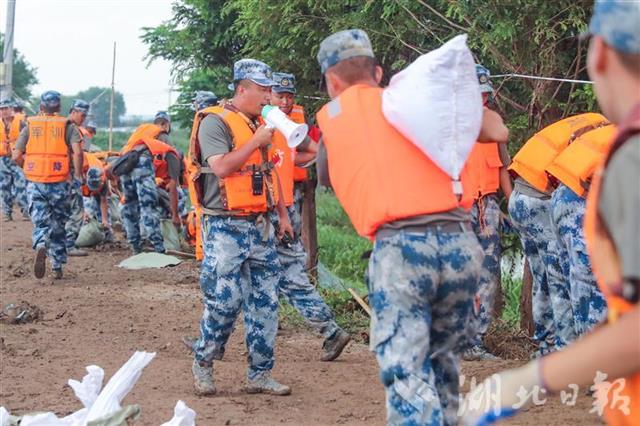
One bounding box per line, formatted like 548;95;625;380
0;221;602;425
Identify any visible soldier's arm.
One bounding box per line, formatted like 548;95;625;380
11;125;29;166
165;152;182;226
316;139;332;188
478;108;509;143
498;142;513;200
68;125;84;181
295;136;318;166
99;195;110;228
274;171;293;239
208;124;273;178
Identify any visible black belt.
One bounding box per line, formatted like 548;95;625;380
376;221;472;239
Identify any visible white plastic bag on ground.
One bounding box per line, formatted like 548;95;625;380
382;34;482;181
160;401;196;426
68;366;105;409
85;352;155;422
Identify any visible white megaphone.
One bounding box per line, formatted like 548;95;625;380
261;105;308;148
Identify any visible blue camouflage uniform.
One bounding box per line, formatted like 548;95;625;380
0;156;29;218
14;91;81;273
64;100;91;251
317;29;483;425
194;59;285;385
120;153;165;253
551;184;607;335
194;215;282;379
508;182;576;353
271;209;340;339
469;195;502;348
65;178;85;249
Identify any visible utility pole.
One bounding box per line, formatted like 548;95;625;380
108;42;116;152
1;0;17;100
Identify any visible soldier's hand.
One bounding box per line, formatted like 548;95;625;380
277;216;294;242
172;214;182;228
253;125;275;148
460;359;543;425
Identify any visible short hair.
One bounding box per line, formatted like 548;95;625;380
615;50;640;76
326;56;377;85
154;117;169;125
233;79;251;96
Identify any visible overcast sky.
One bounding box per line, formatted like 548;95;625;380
2;0;176;116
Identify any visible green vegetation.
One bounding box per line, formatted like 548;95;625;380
501;276;523;328
143;0;596;149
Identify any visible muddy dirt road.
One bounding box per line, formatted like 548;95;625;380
0;221;602;425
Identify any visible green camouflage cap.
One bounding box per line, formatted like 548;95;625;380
317;29;375;74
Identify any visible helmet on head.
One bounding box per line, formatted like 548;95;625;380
475;64;494;94
71;99;90;114
40;90;62;111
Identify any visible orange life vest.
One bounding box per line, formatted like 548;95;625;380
545;124;617;198
188;105;279;214
81;152;106;196
584;104;640;425
185;208;203;261
23;115;70;183
1;117;22;156
124;137;178;185
14;112;26;123
121;123;163;153
316;84;474;239
509;113;609;192
265;105;306;206
465;142;503;199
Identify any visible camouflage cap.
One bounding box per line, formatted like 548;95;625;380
154;111;171;123
86;167;104;192
71;99;90;114
588;0;640;54
0;99;12;109
475;64;494;94
192;90;218;111
228;58;276;91
272;72;297;94
317;29;374;74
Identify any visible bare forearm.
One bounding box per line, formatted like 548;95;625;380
295;151;316;166
12;149;24;167
209;139;260;178
168;181;179;218
499;167;513;200
542;305;640;392
100;197;109;226
72;143;83;180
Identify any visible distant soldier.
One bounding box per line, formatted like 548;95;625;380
13;91;84;279
0;99;29;221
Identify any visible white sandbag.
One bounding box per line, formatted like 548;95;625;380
160;401;196;426
382;34;482;181
75;220;104;248
0;407;11;426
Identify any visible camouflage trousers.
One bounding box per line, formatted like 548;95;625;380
120;155;165;253
83;196;100;221
508;189;575;351
193;214;281;380
65;180;85;249
27;181;71;270
0;156;28;217
367;226;482;426
551;184;607;335
469;195;502;347
271;210;340;339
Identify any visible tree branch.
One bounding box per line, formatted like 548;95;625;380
416;0;469;32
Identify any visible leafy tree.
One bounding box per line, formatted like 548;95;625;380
60;87;126;127
0;32;39;106
143;0;596;148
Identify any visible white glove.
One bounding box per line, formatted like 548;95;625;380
460;359;545;425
